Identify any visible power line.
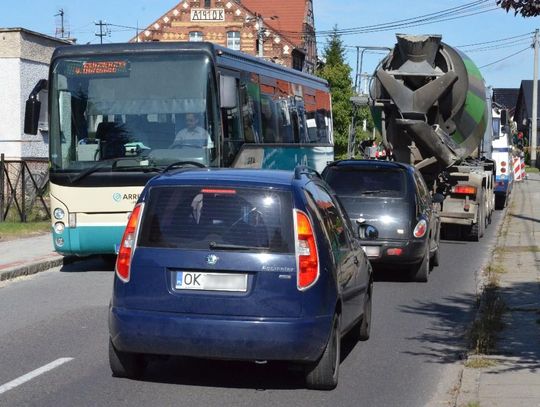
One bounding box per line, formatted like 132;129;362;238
457;32;533;48
479;46;531;69
464;39;532;53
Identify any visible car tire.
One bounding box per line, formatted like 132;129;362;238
411;245;429;282
357;281;372;341
430;247;440;268
109;338;147;379
305;314;340;390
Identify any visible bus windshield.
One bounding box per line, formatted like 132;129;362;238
49;52;219;173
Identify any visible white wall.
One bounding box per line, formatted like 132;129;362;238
0;58;22;159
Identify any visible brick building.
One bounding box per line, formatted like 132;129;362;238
130;0;317;73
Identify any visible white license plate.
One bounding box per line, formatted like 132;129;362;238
362;246;381;257
175;272;247;292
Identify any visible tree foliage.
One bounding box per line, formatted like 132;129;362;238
497;0;540;16
317;27;353;157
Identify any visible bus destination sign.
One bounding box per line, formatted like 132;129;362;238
66;60;130;77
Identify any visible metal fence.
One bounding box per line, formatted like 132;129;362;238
0;154;50;222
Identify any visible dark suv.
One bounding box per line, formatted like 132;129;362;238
109;167;373;390
322;160;441;282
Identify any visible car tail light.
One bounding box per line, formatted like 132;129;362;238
451;185;477;196
116;203;143;283
413;219;427;238
295;209;319;290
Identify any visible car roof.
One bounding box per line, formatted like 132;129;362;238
325;159;413;172
148;168;300;189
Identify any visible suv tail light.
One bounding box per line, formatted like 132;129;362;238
116;203;143;282
295;209;319;290
413;219;427;238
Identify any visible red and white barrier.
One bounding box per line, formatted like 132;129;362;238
513;156;523;181
513;156;527;181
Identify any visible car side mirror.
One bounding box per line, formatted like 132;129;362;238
220;75;237;109
432;193;444;204
24;79;48;135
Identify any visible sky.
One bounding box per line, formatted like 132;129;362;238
1;0;538;89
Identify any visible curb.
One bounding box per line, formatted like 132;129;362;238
0;255;79;282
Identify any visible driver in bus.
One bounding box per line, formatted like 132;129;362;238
170;113;213;148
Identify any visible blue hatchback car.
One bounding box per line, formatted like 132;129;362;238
109;167;373;390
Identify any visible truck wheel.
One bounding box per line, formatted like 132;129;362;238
411;244;429;282
109;338;147;379
466;191;485;241
305;315;340;390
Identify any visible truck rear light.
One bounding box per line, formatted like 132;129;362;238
387;248;403;256
295;209;319;290
500;167;506;173
116;203;143;283
451;185;477;195
413;219;427;238
501;161;507;167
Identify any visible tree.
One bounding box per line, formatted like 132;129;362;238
317;27;354;158
497;0;540;17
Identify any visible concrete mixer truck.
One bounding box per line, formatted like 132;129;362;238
366;34;495;241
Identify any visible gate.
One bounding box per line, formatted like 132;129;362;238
0;154;50;222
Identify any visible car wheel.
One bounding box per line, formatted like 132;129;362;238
109;338;147;379
358;281;372;341
430;247;440;268
305;314;340;390
411;245;429;282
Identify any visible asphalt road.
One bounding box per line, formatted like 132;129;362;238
0;211;502;407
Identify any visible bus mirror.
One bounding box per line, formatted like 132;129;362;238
500;109;508;126
24;79;48;135
220;75;237;109
24;98;41;135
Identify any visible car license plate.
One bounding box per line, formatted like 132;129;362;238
175;272;247;292
362;246;380;257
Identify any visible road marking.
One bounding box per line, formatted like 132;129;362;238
0;357;73;395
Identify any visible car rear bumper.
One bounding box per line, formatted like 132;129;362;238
109;306;332;362
362;238;426;266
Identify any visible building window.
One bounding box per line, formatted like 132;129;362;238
205;0;211;8
189;31;203;42
227;31;240;50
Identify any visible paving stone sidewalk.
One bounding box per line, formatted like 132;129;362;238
456;172;540;407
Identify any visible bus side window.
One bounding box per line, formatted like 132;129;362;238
239;75;261;144
222;78;243;167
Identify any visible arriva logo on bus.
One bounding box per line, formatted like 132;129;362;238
113;193;140;203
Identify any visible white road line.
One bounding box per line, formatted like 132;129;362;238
0;357;73;395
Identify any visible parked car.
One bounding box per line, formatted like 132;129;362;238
322;160;442;282
109;166;373;390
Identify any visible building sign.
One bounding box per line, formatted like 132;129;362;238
191;9;225;22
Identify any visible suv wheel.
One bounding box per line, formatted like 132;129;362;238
305;314;340;390
109;338;147;379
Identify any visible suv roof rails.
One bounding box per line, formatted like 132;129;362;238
294;165;321;180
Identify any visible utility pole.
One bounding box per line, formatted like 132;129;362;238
532;28;539;168
55;9;65;38
257;14;264;58
95;20;107;44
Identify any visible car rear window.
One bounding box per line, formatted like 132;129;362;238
324;167;407;197
138;186;294;253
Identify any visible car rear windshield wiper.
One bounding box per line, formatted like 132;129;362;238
209;241;268;251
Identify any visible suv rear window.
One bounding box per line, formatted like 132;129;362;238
138;186;294;253
325;167;407;197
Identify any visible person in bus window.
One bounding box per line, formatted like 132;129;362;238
171;113;213;148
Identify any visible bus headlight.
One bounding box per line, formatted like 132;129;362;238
54;222;65;234
55;237;65;247
54;208;65;220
